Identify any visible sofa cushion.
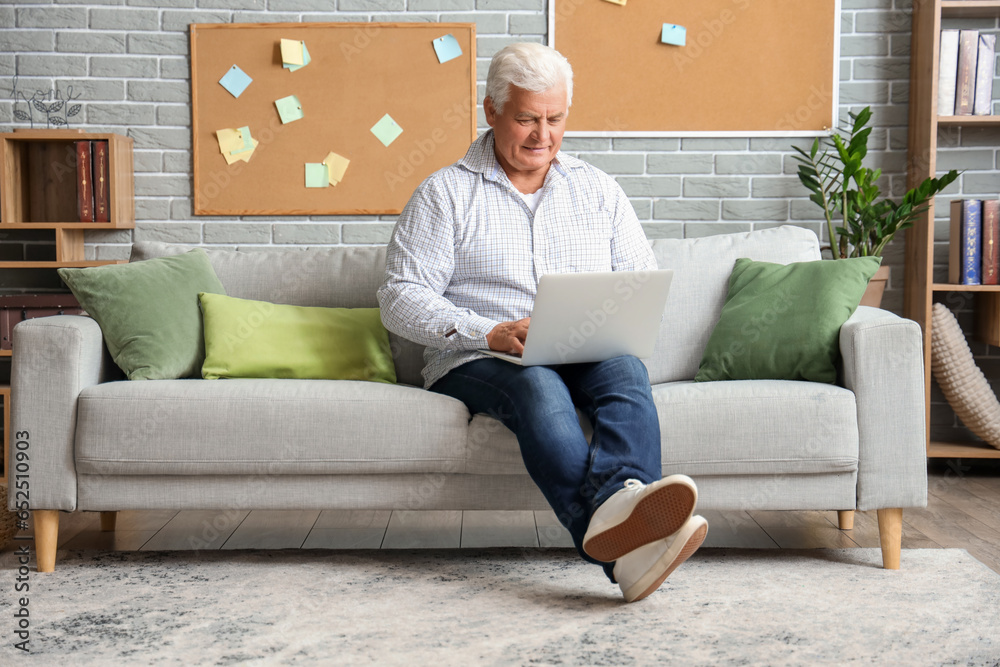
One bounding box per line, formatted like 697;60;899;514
58;249;226;380
75;379;470;476
695;256;881;384
646;226;821;384
199;293;396;383
465;379;858;477
130;242;426;387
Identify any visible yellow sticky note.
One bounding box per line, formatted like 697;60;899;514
275;95;304;124
216;128;244;155
603;0;627;5
280;38;304;66
322;152;350;185
229;138;259;164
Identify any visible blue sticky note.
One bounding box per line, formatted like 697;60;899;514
661;23;686;46
219;65;252;98
275;95;304;124
231;126;254;154
432;34;463;64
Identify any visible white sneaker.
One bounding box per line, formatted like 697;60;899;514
582;475;698;563
614;515;709;603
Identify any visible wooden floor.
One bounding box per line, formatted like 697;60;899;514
8;461;1000;574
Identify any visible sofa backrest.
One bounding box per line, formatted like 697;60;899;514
644;225;821;384
129;242;427;386
131;224;820;387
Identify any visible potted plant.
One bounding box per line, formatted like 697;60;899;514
793;106;959;306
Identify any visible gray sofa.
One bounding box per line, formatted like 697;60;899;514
11;225;928;572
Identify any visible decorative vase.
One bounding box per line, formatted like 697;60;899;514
860;265;891;308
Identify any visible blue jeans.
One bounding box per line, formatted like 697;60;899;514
430;355;662;581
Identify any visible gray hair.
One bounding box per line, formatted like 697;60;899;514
485;43;574;114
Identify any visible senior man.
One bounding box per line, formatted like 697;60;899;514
377;43;707;602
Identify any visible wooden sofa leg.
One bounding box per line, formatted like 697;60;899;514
34;510;59;573
100;511;118;532
837;510;855;530
877;508;903;570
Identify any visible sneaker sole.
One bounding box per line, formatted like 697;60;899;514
625;519;708;603
583;481;696;563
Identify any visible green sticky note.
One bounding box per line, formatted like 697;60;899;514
275;95;304;124
370;113;403;147
305;163;328;188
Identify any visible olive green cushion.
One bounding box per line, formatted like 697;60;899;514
198;292;396;383
695;256;882;384
57;249;226;380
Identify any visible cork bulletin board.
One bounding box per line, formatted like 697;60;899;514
190;23;477;216
549;0;839;136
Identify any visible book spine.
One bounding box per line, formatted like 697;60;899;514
950;200;963;284
962;199;983;285
955;30;979;116
75;140;94;223
985;200;1000;285
974;34;996;116
93;140;110;223
938;29;960;115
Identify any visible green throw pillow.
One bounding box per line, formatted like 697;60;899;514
198;293;397;383
694;256;882;384
58;249;226;381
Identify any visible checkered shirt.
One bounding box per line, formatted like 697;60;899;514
377;130;656;388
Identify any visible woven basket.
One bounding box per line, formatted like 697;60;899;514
930;303;1000;449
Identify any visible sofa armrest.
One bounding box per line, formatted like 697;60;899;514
839;306;927;511
9;315;113;511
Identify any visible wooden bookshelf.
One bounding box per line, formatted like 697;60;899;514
0;129;135;484
904;0;1000;459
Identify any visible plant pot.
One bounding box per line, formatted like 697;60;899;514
860;265;890;308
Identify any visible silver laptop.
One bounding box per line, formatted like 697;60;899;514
480;269;673;366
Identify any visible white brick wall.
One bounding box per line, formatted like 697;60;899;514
2;0;999;441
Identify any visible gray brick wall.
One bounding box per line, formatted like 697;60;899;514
2;0;999;443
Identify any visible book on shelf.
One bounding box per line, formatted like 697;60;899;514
974;33;996;116
75;140;94;223
92;140;110;223
984;199;999;285
986;201;1000;285
950;199;983;285
938;29;959;115
955;29;979;116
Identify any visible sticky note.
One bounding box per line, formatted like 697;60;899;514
216;127;259;165
371;114;403;147
219;65;252;98
432;34;463;64
231;125;254;154
305;163;328;188
284;42;311;72
323;152;350;185
661;23;686;46
603;0;627;5
275;95;304;124
280;38;304;66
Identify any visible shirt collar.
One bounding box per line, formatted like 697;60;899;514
459;129;586;183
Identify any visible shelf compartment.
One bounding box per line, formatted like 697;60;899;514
941;0;1000;19
0;130;134;229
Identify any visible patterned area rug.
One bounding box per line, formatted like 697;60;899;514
0;547;997;665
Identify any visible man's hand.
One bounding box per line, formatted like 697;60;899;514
486;318;530;355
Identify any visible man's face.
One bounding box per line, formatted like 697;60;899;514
485;84;568;184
